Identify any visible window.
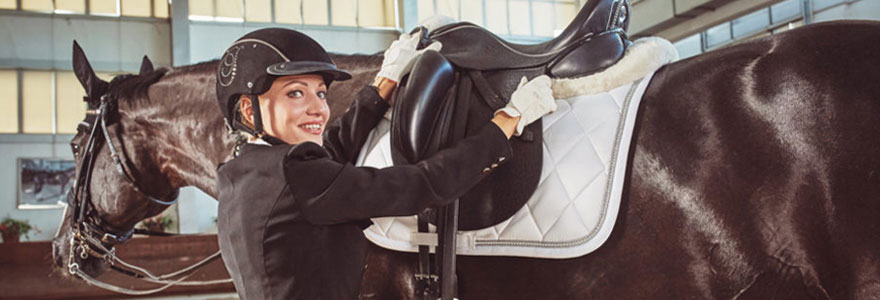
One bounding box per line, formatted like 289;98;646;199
359;0;396;28
303;0;329;25
56;0;86;14
436;0;459;20
154;0;169;18
813;0;845;11
4;0;167;17
486;0;509;34
732;8;770;38
0;70;18;133
122;0;152;17
91;0;120;15
189;0;215;18
418;0;434;23
509;1;531;36
275;0;303;24
532;1;555;37
0;0;16;10
190;0;395;27
331;0;358;27
673;34;702;60
704;22;732;49
22;0;53;12
771;0;801;24
55;72;88;134
22;71;53;134
555;1;576;33
216;0;244;21
460;0;483;26
418;0;578;38
245;0;273;22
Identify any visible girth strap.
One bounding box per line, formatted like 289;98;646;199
468;70;505;111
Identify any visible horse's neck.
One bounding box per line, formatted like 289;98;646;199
128;66;235;198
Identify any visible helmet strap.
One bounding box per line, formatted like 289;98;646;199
250;94;265;136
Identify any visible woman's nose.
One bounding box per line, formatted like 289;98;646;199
306;94;328;115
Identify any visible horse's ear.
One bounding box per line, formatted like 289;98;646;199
72;40;108;104
139;55;154;75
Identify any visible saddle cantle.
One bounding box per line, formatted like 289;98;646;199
391;0;632;230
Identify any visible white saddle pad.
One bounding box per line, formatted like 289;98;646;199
355;37;677;259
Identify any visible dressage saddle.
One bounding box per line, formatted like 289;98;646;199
389;1;632;297
392;0;632;230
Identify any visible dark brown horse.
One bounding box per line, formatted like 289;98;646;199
54;20;880;299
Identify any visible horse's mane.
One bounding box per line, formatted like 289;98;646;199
104;59;220;108
166;59;220;75
106;68;168;105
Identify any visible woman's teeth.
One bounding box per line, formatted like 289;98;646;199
302;124;321;131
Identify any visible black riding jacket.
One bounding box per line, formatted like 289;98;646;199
216;86;512;300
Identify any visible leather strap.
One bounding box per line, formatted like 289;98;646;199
468;71;506;111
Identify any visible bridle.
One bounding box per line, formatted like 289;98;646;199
65;77;232;295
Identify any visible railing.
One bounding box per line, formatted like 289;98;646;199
0;234;233;299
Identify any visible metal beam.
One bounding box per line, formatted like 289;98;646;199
171;0;190;66
801;0;814;24
645;0;782;42
399;0;418;32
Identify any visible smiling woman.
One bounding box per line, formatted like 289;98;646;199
238;74;331;145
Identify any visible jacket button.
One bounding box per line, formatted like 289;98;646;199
482;167;491;174
498;156;506;162
490;163;499;169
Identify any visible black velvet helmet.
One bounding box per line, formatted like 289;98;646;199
216;27;352;138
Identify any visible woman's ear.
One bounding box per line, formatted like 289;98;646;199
239;95;254;125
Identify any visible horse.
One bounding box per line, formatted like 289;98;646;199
53;20;880;299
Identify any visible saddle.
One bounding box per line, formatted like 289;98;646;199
391;0;632;230
388;1;632;297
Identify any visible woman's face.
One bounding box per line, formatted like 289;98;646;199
241;74;330;145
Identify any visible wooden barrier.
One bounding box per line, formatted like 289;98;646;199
0;234;235;299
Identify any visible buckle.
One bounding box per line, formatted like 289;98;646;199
101;232;120;244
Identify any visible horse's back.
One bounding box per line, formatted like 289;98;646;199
630;20;880;298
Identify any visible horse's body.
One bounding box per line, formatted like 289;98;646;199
54;21;880;299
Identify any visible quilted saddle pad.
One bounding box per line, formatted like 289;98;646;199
355;37;677;259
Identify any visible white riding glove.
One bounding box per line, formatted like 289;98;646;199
376;30;442;83
496;75;557;136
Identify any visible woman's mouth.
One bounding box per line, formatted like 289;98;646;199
299;122;323;135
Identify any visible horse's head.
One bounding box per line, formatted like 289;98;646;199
51;41;180;278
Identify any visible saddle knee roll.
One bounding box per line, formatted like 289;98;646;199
391;50;457;165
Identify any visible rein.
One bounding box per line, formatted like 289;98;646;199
67;86;232;295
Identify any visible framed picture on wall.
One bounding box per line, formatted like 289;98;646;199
17;158;76;209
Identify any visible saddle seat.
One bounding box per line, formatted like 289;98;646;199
429;0;630;75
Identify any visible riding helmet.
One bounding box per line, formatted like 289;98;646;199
215;28;352;136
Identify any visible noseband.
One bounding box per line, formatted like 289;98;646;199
66;78;230;295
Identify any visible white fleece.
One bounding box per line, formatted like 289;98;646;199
551;37;679;99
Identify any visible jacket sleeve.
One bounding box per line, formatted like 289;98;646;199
284;123;513;225
322;86;390;164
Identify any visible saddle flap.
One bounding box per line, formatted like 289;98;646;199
390;50;457;165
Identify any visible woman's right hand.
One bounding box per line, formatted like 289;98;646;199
493;75;557;138
376;30;442;84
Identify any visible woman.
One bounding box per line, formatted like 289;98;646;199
213;27;556;300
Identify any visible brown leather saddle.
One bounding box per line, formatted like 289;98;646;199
391;0;632;230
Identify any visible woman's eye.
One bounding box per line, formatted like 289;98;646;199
317;91;327;99
288;90;304;98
